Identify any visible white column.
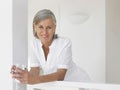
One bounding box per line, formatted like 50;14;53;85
12;0;28;90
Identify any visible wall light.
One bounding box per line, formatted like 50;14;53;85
67;12;90;24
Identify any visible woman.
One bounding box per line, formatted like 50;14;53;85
11;9;90;84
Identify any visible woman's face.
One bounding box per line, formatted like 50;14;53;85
34;18;56;45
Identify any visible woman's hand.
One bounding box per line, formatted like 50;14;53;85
11;65;40;84
11;66;66;84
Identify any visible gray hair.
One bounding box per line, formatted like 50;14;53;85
33;9;56;38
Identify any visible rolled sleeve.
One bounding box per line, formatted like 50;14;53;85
29;41;41;67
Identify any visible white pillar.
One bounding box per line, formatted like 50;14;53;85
12;0;28;90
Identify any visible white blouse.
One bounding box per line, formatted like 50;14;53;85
29;37;90;82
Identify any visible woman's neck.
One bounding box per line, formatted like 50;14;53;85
42;38;53;48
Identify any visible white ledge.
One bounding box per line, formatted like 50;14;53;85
27;81;120;90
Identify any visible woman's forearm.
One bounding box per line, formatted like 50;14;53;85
28;68;67;84
38;69;67;83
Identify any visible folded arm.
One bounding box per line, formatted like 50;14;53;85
11;66;67;84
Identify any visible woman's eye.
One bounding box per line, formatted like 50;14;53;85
38;26;52;30
47;26;52;30
39;26;43;29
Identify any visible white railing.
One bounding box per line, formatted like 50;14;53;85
27;81;120;90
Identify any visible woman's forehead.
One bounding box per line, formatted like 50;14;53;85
37;18;55;25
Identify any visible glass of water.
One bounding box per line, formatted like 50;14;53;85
14;64;27;83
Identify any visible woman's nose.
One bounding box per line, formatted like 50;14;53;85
42;29;47;34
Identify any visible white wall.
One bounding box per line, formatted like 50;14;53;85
59;0;106;83
0;0;12;90
106;0;120;84
28;0;106;83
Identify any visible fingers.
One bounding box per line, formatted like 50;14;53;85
11;65;16;69
10;65;16;74
12;70;28;84
10;64;27;74
15;77;28;84
12;68;27;78
12;73;23;78
10;65;28;84
19;76;28;83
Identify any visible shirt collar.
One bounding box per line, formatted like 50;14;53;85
37;38;57;49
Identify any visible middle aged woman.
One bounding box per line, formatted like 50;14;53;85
11;9;90;84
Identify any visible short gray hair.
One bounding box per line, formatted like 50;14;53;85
33;9;56;38
33;9;56;25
